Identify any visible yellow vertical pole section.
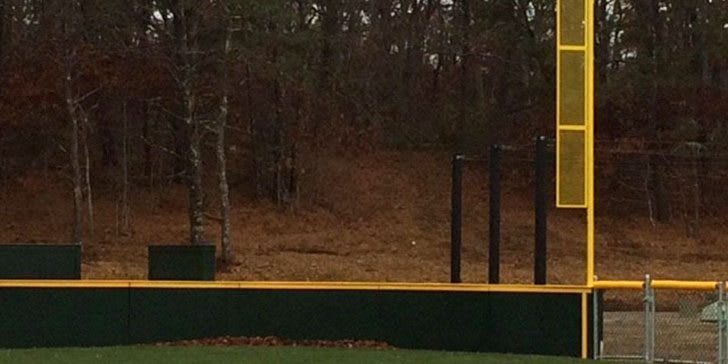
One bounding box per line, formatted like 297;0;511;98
585;1;595;359
584;1;595;359
586;0;595;289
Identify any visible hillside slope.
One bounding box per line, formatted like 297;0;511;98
1;151;726;283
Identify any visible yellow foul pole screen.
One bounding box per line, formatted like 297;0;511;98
557;0;595;287
556;0;592;208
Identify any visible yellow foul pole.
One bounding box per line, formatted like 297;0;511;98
557;0;595;358
586;0;595;288
555;0;595;286
585;4;595;357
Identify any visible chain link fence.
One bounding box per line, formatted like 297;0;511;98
596;277;728;363
600;288;645;361
654;289;718;363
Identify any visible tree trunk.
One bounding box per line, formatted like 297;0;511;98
64;56;83;245
82;111;94;241
649;157;670;223
174;1;205;246
318;0;339;92
185;85;205;246
456;0;475;148
143;101;153;186
246;62;265;197
217;20;234;264
120;100;130;236
638;0;670;223
596;0;611;86
272;70;286;206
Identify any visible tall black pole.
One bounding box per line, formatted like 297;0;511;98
451;154;464;284
488;145;502;284
534;136;548;285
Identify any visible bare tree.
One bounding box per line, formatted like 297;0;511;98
61;1;85;244
163;1;207;245
216;7;236;263
81;107;95;241
63;60;84;244
118;100;131;236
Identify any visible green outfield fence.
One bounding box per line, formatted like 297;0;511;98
0;281;593;358
0;244;595;358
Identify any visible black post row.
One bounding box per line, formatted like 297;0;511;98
534;136;548;285
451;154;464;284
488;145;502;284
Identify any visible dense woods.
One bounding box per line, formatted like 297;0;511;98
0;1;726;256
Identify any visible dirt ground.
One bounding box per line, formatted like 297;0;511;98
1;150;727;284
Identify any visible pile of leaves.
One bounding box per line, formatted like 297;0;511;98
153;336;393;349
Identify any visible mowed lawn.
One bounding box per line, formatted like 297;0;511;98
0;346;598;364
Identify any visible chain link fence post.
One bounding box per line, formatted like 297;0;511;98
593;279;600;360
644;274;655;363
719;282;727;364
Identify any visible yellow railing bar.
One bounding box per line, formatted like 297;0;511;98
5;279;723;292
4;279;723;292
0;280;132;288
592;280;643;290
594;280;721;291
0;280;591;294
652;280;719;291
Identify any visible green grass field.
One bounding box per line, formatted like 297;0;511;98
0;346;597;364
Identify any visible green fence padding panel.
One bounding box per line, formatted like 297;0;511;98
128;289;490;350
0;287;588;356
129;289;585;356
489;293;585;357
129;289;240;343
148;245;215;281
372;291;490;351
0;245;81;279
0;288;129;348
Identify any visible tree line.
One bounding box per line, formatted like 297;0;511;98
0;1;726;256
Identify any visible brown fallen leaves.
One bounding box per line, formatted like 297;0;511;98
153;336;393;349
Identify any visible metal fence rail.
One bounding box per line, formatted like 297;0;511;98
595;277;728;363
